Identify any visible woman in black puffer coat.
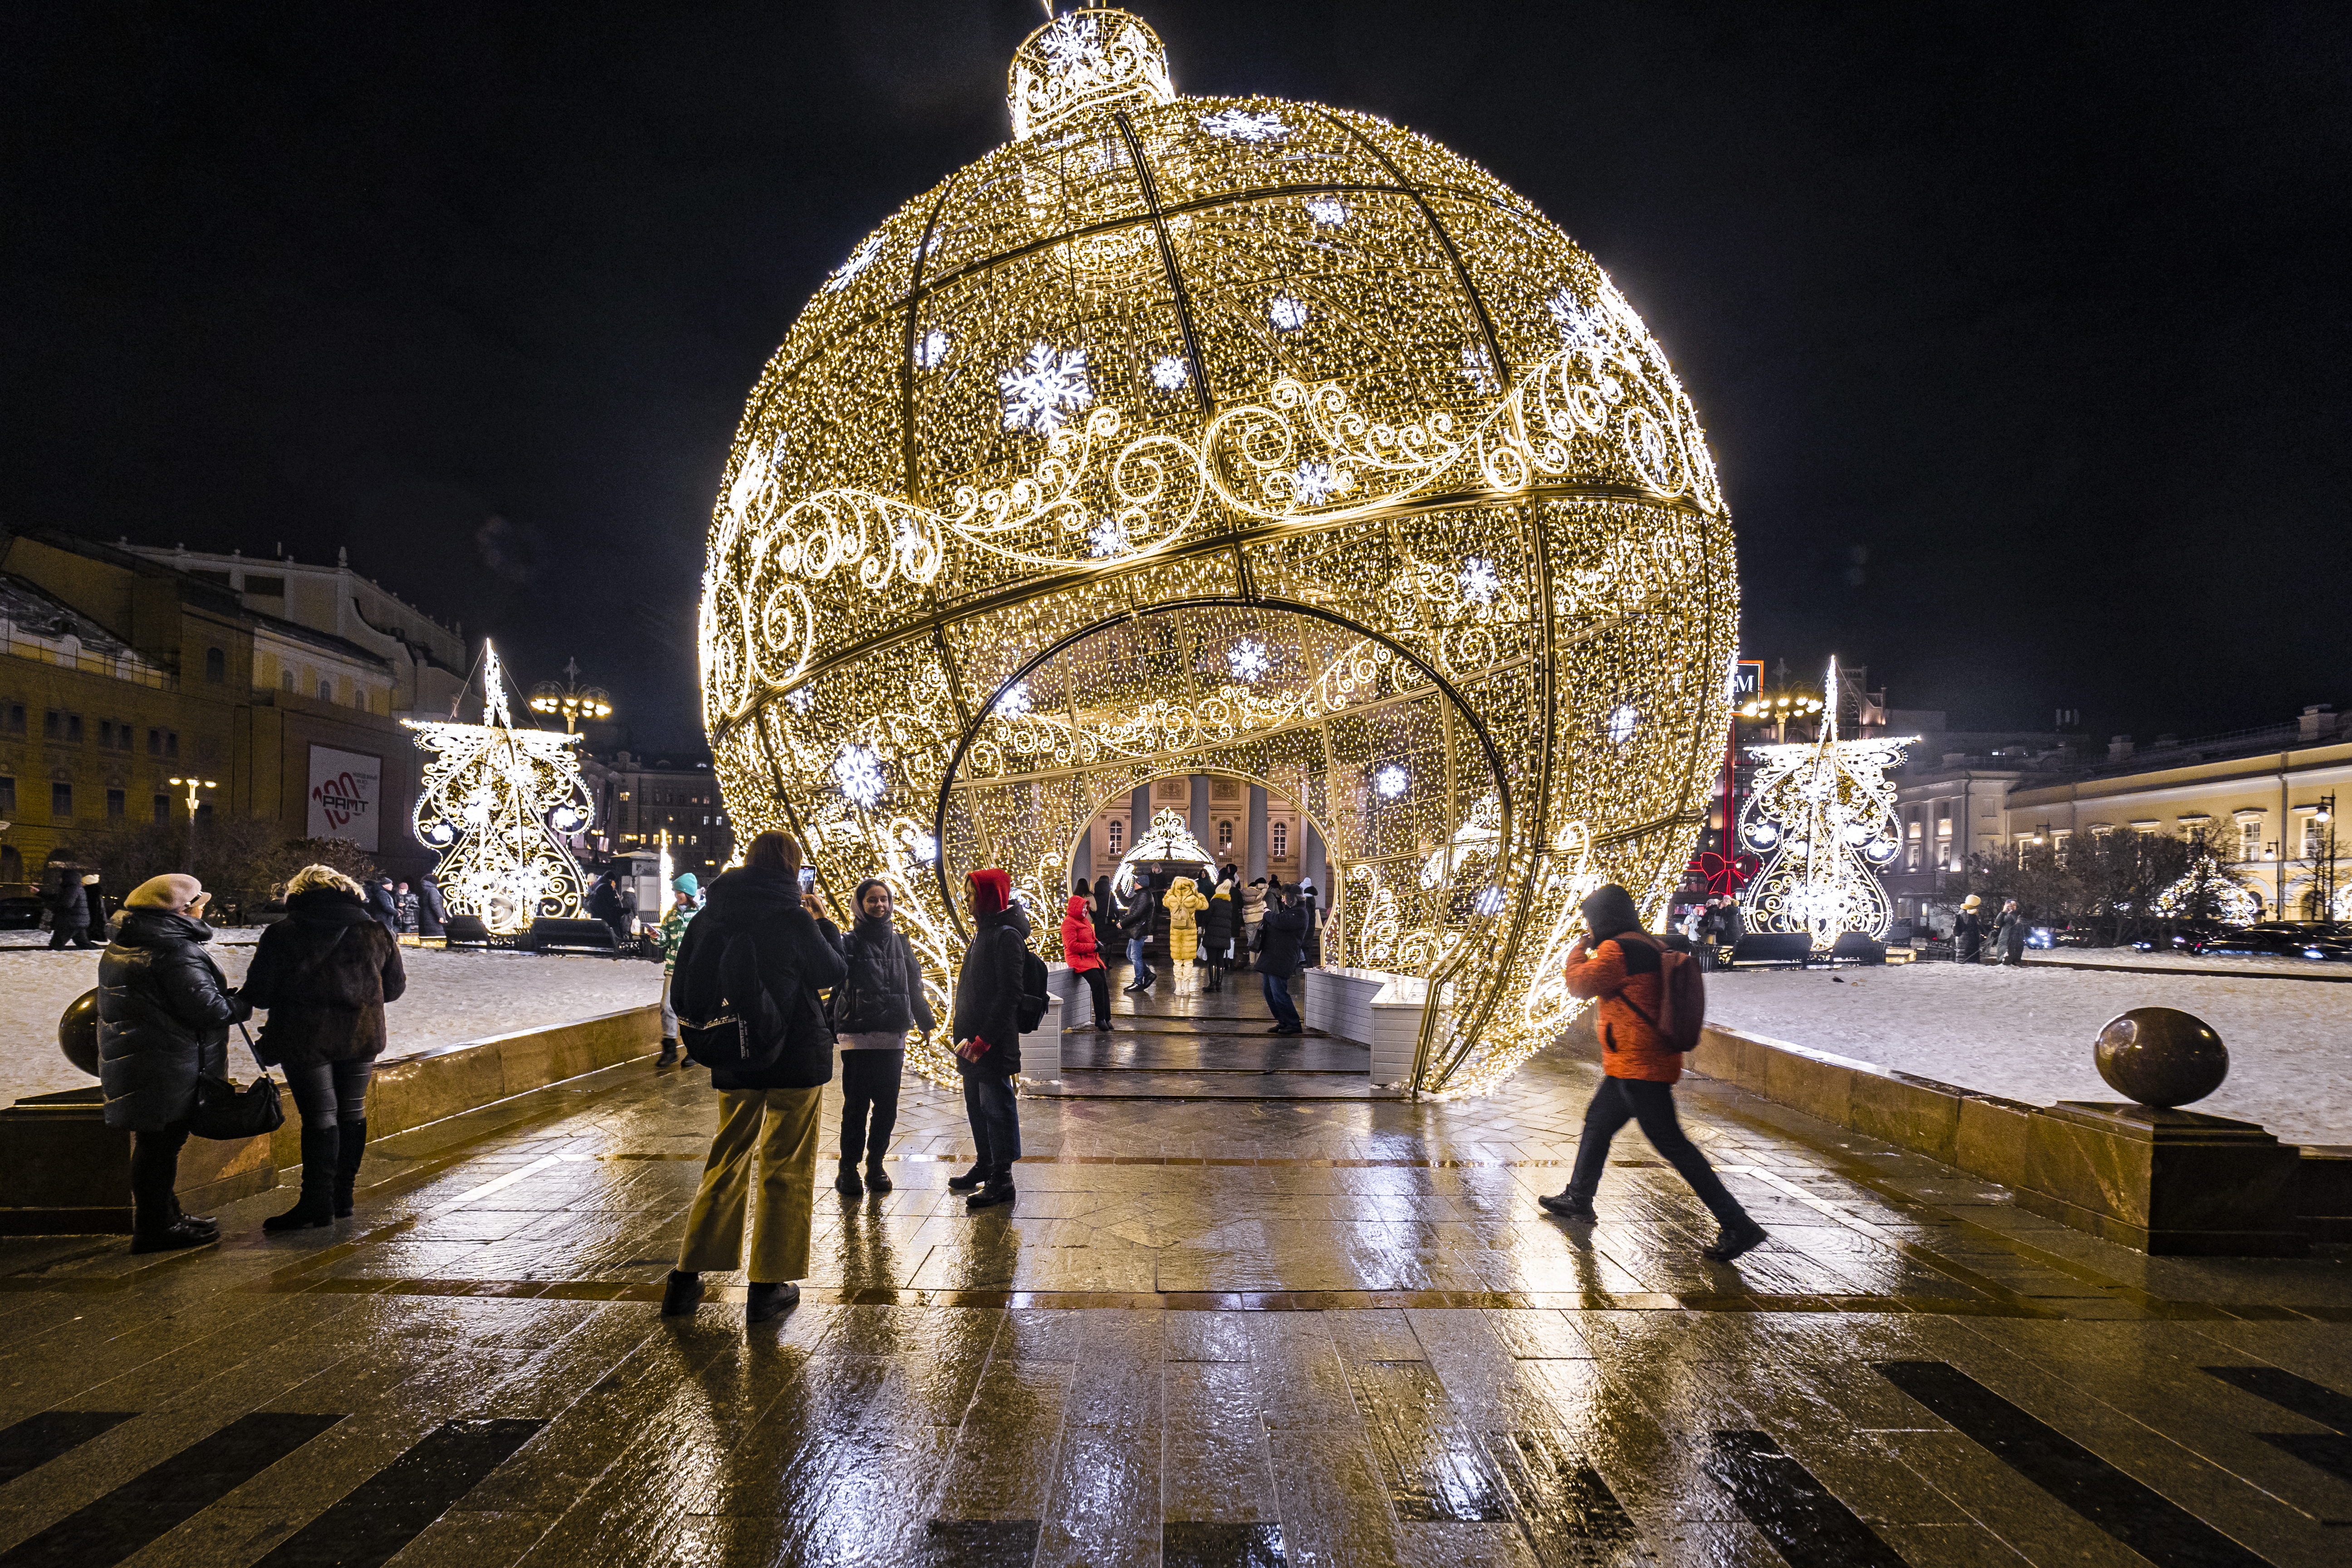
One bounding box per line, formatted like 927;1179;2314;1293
829;877;935;1197
99;873;251;1252
241;865;408;1232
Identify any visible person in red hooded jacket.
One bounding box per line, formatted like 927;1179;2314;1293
948;869;1028;1210
1061;878;1111;1030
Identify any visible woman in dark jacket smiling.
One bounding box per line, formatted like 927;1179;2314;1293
242;864;407;1231
99;873;250;1252
662;831;846;1325
830;876;935;1196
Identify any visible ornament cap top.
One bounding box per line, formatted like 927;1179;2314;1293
1009;5;1173;140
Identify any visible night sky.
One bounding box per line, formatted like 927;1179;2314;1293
5;2;2346;752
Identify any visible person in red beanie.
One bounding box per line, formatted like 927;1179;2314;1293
948;868;1028;1210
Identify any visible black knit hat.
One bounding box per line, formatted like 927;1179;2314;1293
1579;883;1642;943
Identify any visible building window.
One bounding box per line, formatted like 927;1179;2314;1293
106;789;125;822
44;710;83;743
280;668;294;692
1271;821;1288;858
318;678;334;702
147;728;178;759
153;794;169;823
3;703;21;735
0;777;13;815
205;647;225;683
1218;819;1234;854
0;846;18;884
2302;816;2327;859
2239;819;2264;863
51;782;71;819
1107;819;1123;856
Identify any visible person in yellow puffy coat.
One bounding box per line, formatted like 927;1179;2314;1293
1161;876;1210;992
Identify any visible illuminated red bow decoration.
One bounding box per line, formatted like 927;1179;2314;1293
1686;850;1756;894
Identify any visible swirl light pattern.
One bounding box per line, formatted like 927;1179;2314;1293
701;8;1739;1096
404;642;596;936
1737;658;1915;949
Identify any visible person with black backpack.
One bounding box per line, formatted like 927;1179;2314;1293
947;868;1029;1212
662;831;846;1324
1536;883;1768;1263
830;877;934;1198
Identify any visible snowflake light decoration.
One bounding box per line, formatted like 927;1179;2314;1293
1605;704;1638;744
404;641;594;936
1294;461;1342;504
1268;294;1309;331
1737;658;1916;950
786;684;816;714
1036;12;1106;72
823;235;883;293
1460;344;1499;392
1200;108;1289;141
999;342;1093;434
1459;557;1499;604
1304;194;1348;226
1374;764;1410;799
994;680;1033;718
1150;354;1190;390
914;329;949;369
1227;638;1272;682
1548;288;1607;352
1086;515;1130;558
833;744;887;808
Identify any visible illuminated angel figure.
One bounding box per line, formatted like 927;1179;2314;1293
1737;657;1916;950
403;642;596;936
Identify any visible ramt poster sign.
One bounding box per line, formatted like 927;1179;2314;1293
307;745;382;851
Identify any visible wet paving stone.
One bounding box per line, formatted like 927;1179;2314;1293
0;977;2348;1562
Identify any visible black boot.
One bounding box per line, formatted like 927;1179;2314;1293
264;1126;340;1233
835;1160;863;1196
864;1161;893;1194
333;1117;367;1218
946;1164;985;1192
130;1220;217;1255
661;1269;703;1317
746;1282;800;1323
657;1038;679;1066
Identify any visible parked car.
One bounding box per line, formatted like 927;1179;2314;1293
0;896;43;931
2185;925;2352;962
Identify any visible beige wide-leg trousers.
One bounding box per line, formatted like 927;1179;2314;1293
676;1085;821;1283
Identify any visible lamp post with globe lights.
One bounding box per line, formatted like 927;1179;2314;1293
528;659;613;735
168;776;218;875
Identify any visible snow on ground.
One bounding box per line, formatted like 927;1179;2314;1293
1707;963;2352;1147
0;945;662;1106
2020;948;2352;980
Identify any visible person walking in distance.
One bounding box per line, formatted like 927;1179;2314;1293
364;876;399;936
1117;877;1158;993
1996;899;2027;966
1090;875;1119;979
1198;874;1237;995
415;873;447;939
662;831;845;1325
1953;894;1986;965
830;877;935;1196
656;872;701;1066
1061;878;1112;1030
98;874;250;1252
46;868;94;950
241;865;406;1230
1538;884;1768;1262
947;869;1027;1211
1255;882;1308;1035
83;872;112;944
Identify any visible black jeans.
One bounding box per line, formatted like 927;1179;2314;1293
1079;966;1111;1026
1261;972;1301;1031
130;1128;188;1232
961;1070;1020;1185
839;1049;902;1166
1564;1077;1754;1231
282;1060;373;1127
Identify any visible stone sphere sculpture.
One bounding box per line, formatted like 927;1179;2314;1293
699;7;1739;1097
2093;1006;2228;1108
58;987;100;1078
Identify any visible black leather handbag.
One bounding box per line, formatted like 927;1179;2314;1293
190;1024;286;1141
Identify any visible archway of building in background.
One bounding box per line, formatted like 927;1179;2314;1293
931;599;1514;1088
1058;767;1334;935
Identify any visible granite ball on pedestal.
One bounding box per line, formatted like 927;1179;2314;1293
58;987;101;1077
2093;1006;2228;1108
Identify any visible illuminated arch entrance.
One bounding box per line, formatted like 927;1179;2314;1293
698;10;1739;1096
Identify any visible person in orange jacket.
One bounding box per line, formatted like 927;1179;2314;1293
1537;883;1768;1262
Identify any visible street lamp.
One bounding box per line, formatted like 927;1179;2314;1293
528;658;613;735
168;777;217;875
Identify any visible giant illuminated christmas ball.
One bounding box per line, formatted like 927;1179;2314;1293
701;7;1739;1094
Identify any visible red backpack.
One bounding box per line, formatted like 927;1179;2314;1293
1611;933;1705;1053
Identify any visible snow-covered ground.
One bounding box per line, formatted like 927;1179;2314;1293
0;945;662;1106
2020;948;2352;980
1707;963;2352;1147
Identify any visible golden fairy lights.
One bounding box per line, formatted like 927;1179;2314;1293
405;642;596;936
1737;658;1915;949
701;7;1739;1094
